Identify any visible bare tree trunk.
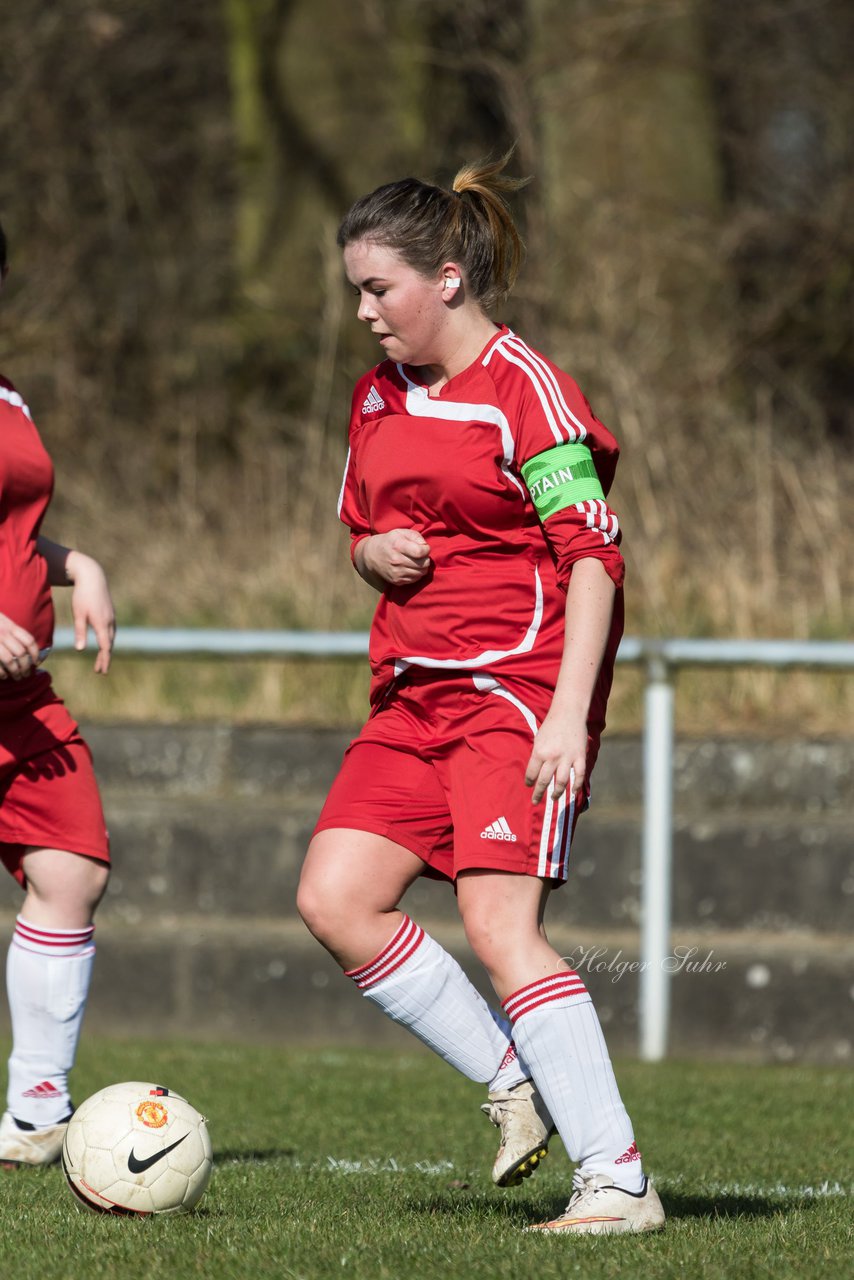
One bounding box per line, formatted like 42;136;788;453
223;0;349;305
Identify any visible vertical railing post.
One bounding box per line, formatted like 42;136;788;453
639;652;675;1062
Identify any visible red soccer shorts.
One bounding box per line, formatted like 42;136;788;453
313;671;594;884
0;675;110;887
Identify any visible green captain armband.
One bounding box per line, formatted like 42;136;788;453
520;441;605;518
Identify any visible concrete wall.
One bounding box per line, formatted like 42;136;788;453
1;726;852;1063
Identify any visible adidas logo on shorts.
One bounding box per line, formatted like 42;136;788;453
480;816;517;842
361;385;385;414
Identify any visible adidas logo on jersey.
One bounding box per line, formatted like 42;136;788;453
361;385;385;414
480;816;517;842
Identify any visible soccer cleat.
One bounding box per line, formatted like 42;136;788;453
481;1078;555;1187
527;1170;666;1234
0;1109;70;1169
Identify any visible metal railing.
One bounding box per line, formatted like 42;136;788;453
51;627;854;1061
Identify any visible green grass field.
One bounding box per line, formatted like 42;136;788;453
0;1038;851;1280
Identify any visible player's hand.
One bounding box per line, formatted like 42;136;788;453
0;612;42;680
361;529;431;585
525;711;587;805
66;552;116;675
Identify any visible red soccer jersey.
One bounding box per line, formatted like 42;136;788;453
338;326;625;705
0;375;55;655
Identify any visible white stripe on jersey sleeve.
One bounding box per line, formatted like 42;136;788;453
483;332;589;444
575;499;619;545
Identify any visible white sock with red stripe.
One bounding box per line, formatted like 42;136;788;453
504;971;644;1192
5;916;96;1127
346;915;528;1087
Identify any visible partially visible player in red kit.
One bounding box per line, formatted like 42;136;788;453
297;156;665;1234
0;219;115;1168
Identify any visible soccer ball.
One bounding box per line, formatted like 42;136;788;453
61;1081;213;1216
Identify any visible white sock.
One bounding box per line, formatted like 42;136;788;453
346;915;528;1087
6;917;95;1127
505;971;644;1192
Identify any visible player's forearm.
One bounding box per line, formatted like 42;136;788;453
550;558;616;719
37;538;105;590
353;537;388;592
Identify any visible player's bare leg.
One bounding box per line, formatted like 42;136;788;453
298;828;425;970
19;846;109;929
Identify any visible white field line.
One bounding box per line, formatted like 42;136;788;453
237;1156;853;1198
656;1177;851;1200
323;1157;456;1175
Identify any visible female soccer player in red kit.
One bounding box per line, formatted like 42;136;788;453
0;220;114;1167
297;156;665;1234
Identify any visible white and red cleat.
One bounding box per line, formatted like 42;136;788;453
0;1110;70;1169
527;1170;666;1235
481;1078;555;1187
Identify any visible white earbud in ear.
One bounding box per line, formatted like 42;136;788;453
444;277;461;290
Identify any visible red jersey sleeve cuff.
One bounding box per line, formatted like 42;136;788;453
555;542;625;591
